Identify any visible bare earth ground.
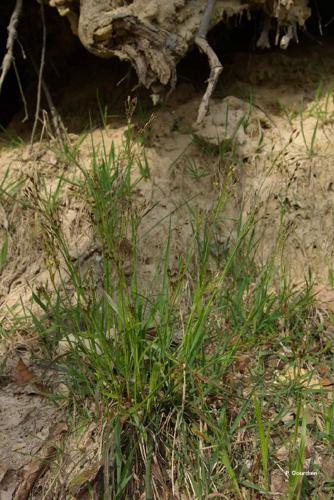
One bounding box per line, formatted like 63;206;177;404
1;40;334;497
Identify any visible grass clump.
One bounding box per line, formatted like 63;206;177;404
18;128;334;499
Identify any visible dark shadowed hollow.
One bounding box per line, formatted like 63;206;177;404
1;0;334;130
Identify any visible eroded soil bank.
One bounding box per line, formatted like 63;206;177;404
1;30;334;499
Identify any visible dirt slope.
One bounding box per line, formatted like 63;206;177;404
1;36;334;497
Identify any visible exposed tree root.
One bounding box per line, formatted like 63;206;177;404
47;1;311;121
0;0;314;125
195;0;223;123
0;0;23;95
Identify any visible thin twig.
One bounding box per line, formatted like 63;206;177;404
314;0;323;35
0;0;23;95
40;77;67;150
29;51;67;150
30;0;47;147
28;2;67;150
325;16;334;28
13;59;28;122
28;45;67;150
195;0;223;123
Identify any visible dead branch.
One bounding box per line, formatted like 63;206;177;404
195;0;223;123
0;0;23;95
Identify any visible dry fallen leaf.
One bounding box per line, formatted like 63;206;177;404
234;354;251;373
323;456;334;478
276;445;289;461
271;469;288;495
281;410;295;424
318;364;330;377
11;443;26;452
321;378;334;387
13;359;36;385
13;422;67;500
315;285;334;313
68;464;101;496
0;463;9;483
13;460;46;500
275;366;322;389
